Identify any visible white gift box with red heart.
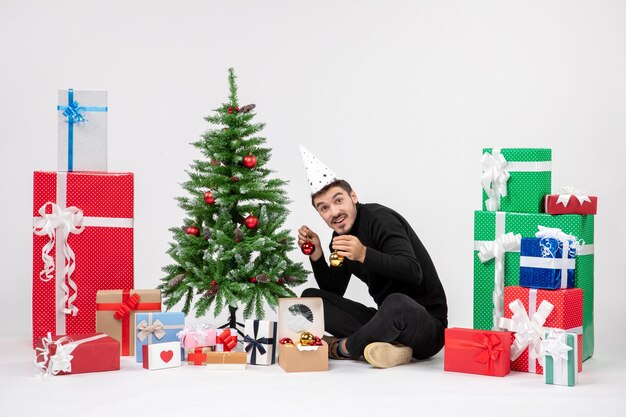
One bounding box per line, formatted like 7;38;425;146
142;341;181;370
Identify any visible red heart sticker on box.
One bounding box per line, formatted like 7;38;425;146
160;350;173;363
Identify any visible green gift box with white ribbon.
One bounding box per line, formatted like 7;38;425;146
473;210;595;360
543;331;578;387
481;148;552;213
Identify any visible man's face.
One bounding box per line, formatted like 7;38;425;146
313;186;358;235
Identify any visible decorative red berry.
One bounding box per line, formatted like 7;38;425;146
211;280;217;287
235;107;239;112
277;278;284;285
230;176;239;182
249;277;257;283
228;106;233;114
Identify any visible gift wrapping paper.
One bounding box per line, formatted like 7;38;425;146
519;237;576;289
57;89;108;172
244;319;278;365
503;286;583;374
481;148;552;213
32;171;134;348
135;312;185;362
543;331;578;387
96;289;161;356
177;324;217;349
473;210;594;360
35;333;119;376
444;328;512;377
142;341;181;370
544;194;597;215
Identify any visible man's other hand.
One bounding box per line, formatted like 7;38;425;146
332;235;367;263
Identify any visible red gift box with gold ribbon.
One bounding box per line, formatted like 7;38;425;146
96;289;161;355
500;286;583;374
32;171;134;348
444;328;512;377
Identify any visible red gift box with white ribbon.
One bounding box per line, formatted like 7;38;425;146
500;286;583;374
544;187;597;215
32;171;134;348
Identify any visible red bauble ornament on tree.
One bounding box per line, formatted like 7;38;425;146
230;176;239;182
277;278;284;285
228;106;233;114
235;107;239;112
185;226;200;237
249;277;257;283
204;191;215;205
301;240;316;256
244;215;259;230
242;153;257;169
211;280;217;287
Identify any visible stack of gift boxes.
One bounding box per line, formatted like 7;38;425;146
444;148;597;387
32;92;324;375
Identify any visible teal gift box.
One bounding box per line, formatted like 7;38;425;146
473;210;594;360
135;312;185;362
543;331;578;387
481;148;551;213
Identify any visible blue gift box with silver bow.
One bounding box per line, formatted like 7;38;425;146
244;319;277;365
57;89;108;172
519;237;576;289
135;312;185;362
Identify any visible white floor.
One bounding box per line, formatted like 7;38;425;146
1;332;624;417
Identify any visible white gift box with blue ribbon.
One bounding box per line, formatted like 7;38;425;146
57;89;108;172
519;226;579;290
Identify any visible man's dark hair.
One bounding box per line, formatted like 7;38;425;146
311;179;353;207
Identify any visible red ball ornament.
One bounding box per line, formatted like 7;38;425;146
185;226;200;237
228;106;233;114
244;215;259;230
230;176;239;182
204;191;215;204
301;241;316;256
277;278;284;285
242;153;257;169
235;107;239;112
211;280;217;287
249;277;257;283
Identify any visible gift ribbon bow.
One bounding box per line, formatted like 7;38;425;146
113;293;141;320
136;319;167;342
33;202;85;316
178;323;212;346
60;95;87;125
542;330;572;363
244;321;276;364
216;329;237;351
34;333;107;376
481;149;510;211
477;232;521;330
556;186;591;207
498;298;553;369
447;332;505;375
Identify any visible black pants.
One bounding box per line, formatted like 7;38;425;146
301;288;445;359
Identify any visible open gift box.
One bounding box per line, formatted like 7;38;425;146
278;297;328;372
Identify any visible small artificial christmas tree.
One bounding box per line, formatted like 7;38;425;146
159;68;309;326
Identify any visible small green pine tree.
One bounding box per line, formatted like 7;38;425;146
158;68;309;322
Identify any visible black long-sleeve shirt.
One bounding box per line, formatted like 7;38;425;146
310;202;448;327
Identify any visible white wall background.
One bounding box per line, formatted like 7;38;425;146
1;0;625;354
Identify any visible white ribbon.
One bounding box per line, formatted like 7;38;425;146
498;297;554;373
481;149;510;212
136;319;167;342
33;202;85;316
556;186;592;207
477;231;521;330
34;333;107;376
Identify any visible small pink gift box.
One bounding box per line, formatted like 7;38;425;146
177;324;217;349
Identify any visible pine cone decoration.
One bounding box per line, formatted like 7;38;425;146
283;275;297;284
240;104;256;113
256;274;270;283
234;227;244;243
278;237;288;244
203;227;212;240
203;286;219;299
168;274;185;287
